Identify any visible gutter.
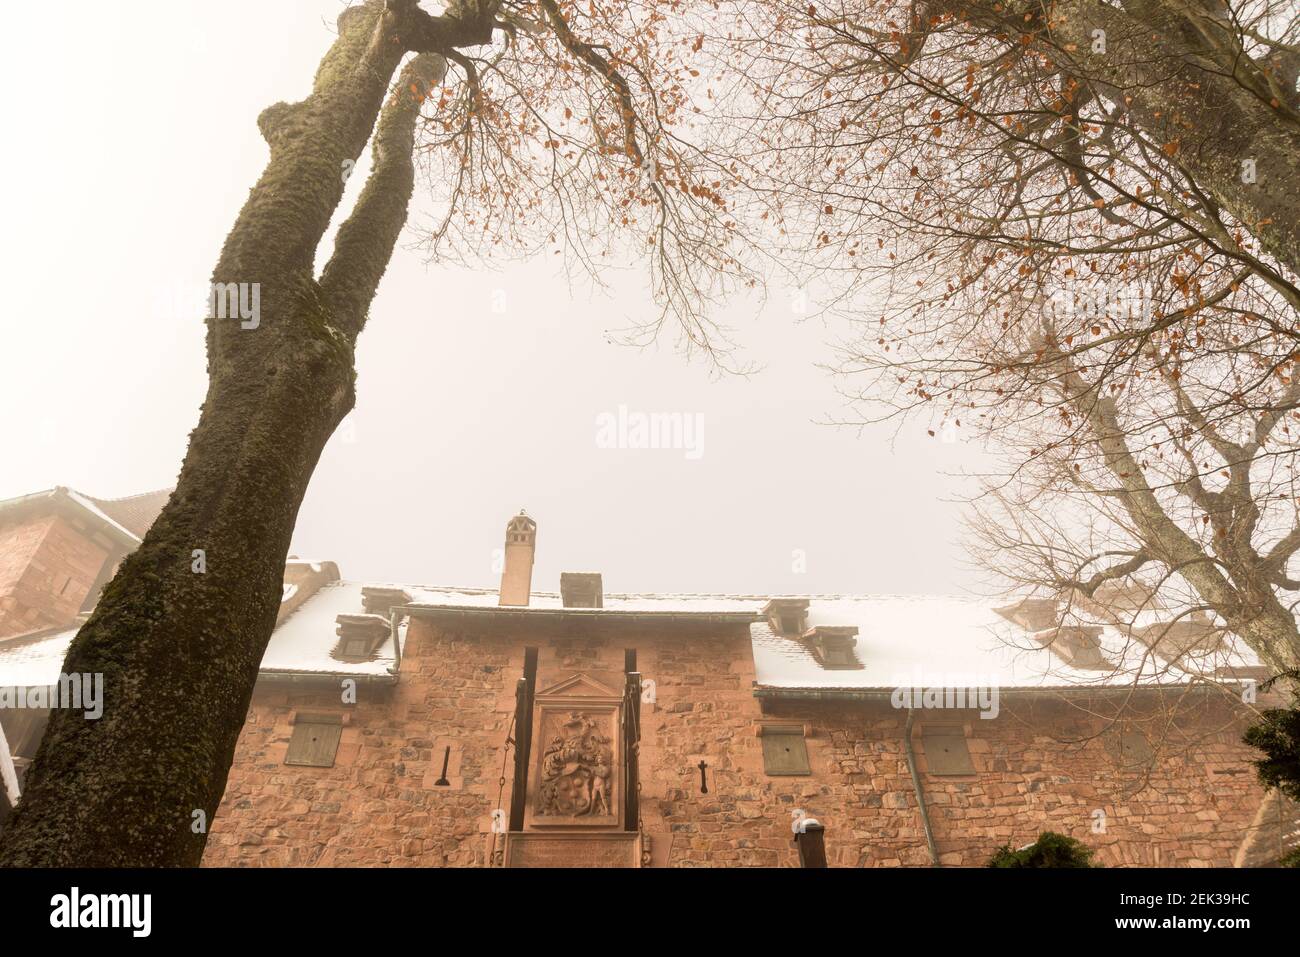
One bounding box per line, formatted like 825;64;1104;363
904;708;941;867
753;682;1250;702
255;670;398;686
396;603;761;626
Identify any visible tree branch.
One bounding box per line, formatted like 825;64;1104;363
320;54;448;337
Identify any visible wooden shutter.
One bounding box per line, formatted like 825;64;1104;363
922;729;975;775
1112;728;1154;764
285;713;343;768
761;724;811;775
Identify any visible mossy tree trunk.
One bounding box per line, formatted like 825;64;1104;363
0;0;496;867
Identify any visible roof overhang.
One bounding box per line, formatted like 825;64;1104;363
398;603;760;626
255;669;399;686
753;681;1253;702
0;487;140;550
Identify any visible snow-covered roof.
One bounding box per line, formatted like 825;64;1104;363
76;488;171;539
0;583;1265;694
0;581;405;688
751;594;1263;693
0;627;80;690
260;580;401;678
397;584;762;615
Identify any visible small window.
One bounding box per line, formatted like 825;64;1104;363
285;713;343;768
760;723;811;776
922;729;975;776
340;637;372;659
820;642;857;668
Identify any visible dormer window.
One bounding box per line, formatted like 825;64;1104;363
341;637;371;658
361;586;411;617
819;640;856;668
1032;625;1111;670
994;598;1060;632
803;625;862;670
1130;613;1222;662
762;598;810;637
332;614;390;662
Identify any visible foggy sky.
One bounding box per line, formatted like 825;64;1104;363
0;1;990;598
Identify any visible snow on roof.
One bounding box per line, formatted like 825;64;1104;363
0;486;171;546
397;584;762;614
0;582;405;688
79;488;171;539
260;581;401;678
0;584;1265;693
0;628;79;691
752;594;1263;691
62;490;143;544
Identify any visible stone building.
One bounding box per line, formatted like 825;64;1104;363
0;490;1290;866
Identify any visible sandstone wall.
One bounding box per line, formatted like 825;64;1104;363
204;615;1265;867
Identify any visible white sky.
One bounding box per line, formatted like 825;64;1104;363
0;1;990;597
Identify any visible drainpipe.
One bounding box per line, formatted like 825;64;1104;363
0;718;20;809
387;609;404;676
904;708;941;866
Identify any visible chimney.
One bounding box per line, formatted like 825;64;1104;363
560;572;603;608
499;510;537;606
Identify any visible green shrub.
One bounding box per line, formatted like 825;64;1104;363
1243;700;1300;802
988;831;1096;868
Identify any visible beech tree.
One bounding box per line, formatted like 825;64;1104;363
0;0;747;866
705;1;1300;675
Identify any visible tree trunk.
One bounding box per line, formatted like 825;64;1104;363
0;1;456;866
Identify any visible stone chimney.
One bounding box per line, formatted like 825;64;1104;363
499;510;537;607
560;572;603;608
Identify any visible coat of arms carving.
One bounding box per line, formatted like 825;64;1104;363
538;711;614;817
526;673;623;828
